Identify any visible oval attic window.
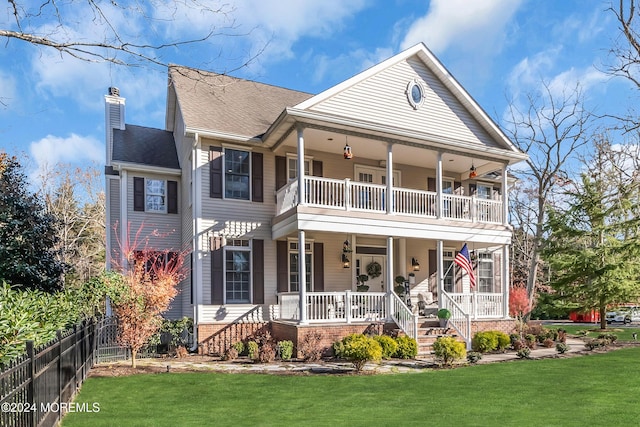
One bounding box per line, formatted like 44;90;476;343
406;79;426;110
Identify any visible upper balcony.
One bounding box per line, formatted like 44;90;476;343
276;176;503;224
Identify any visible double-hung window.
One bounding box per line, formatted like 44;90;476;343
225;240;251;303
146;179;166;212
477;251;493;293
286;155;311;182
225;149;250;200
288;240;313;292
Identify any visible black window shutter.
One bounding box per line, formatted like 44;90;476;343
167;180;178;214
454;181;462;193
428;249;437;277
251;152;263;202
211;236;224;304
312;160;323;177
275;156;287;191
427;177;436;192
252;239;264;304
133;177;145;211
276;240;288;293
210;146;223;198
469;183;477;196
313;242;324;292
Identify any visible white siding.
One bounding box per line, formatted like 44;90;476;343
308;57;499;149
126;173;182;250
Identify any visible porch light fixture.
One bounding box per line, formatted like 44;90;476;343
469;163;477;179
342;253;351;268
411;257;420;271
343;240;352;253
343;136;353;160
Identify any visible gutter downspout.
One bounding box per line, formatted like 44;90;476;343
190;133;200;352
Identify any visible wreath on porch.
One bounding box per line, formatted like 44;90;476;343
366;261;382;279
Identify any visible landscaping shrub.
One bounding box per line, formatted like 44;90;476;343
598;333;617;344
516;347;531;359
585;338;608;350
525;334;537;349
512;339;525;351
373;335;398;359
222;346;238;361
557;329;567;343
258;343;276;363
394;336;418;359
433;337;466;366
467;351;483;364
556;342;570;354
232;341;245;355
543;338;555;348
277;340;294;361
495;331;511;351
299;330;324;362
472;331;498;353
247;341;259;360
334;334;382;373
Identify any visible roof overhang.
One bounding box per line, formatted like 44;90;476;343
111;161;182;176
263;107;528;165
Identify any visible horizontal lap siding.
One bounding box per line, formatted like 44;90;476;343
200;141;277;306
308;57;499;149
127;173;182;251
108;178;120;268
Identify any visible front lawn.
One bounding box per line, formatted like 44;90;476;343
550;323;640;341
63;347;640;427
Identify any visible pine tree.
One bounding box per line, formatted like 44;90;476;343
543;169;640;329
0;152;65;291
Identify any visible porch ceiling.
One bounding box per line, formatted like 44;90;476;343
265;114;522;178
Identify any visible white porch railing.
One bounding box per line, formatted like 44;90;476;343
448;293;504;319
277;291;387;323
275;176;504;224
440;291;472;350
390;291;418;340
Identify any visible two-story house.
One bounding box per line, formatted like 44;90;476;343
105;43;527;355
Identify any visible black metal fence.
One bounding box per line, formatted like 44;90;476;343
0;320;98;427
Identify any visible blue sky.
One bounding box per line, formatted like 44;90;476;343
0;0;634;182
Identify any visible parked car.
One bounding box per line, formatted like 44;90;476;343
606;307;640;324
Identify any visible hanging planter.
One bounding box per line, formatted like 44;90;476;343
366;261;382;279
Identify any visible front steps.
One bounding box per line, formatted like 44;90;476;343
415;318;459;357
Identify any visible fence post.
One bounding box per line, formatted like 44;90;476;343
26;340;35;427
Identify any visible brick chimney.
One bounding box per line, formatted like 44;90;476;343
105;87;125;167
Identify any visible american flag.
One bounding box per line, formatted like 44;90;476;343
455;243;476;288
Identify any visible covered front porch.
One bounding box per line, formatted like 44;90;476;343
271;229;511;348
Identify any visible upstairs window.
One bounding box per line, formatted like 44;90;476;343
133;177;178;214
225;148;250;200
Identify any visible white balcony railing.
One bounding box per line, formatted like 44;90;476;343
276;176;504;224
277;291;387;323
448;293;504;319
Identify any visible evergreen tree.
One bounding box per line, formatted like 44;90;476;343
0;152;65;291
543;167;640;329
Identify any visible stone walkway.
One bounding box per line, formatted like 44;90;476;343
96;338;587;375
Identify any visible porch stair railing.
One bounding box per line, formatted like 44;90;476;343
390;292;418;340
440;291;472;350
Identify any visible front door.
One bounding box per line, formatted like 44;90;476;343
356;255;386;292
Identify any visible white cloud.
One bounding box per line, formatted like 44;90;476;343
400;0;524;54
0;69;18;113
311;47;394;85
29;134;103;179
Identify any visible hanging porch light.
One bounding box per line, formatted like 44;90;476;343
469;163;477;179
342;253;351;268
343;136;353;160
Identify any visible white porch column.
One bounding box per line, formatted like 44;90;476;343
386;236;394;318
437;240;444;309
298;230;307;324
297;124;306;206
386;143;393;214
503;244;510;318
436;152;443;219
502;163;509;226
398;238;407;279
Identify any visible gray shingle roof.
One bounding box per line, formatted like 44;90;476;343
169;66;313;138
113;125;179;169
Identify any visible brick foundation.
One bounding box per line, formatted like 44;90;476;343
470;319;517;335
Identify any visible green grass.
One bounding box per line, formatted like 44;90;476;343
549;323;640;340
63;348;640;427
